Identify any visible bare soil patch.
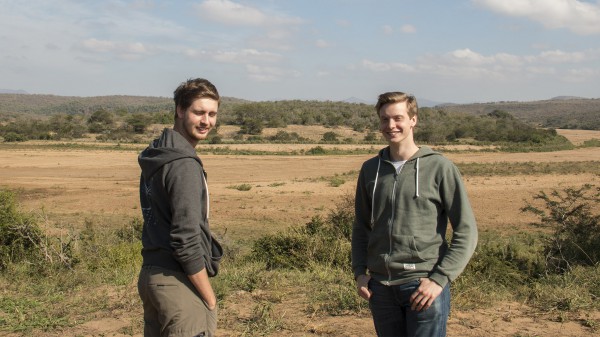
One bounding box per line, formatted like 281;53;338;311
557;128;600;145
1;139;599;336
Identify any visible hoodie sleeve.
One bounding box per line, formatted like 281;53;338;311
429;162;478;288
164;158;207;275
352;165;372;280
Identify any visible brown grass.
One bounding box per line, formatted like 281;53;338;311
0;128;599;336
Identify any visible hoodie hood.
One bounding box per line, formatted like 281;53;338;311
377;145;439;162
138;128;202;180
373;146;441;202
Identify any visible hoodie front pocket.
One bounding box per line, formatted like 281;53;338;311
389;234;424;262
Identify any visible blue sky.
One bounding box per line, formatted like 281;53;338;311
1;0;599;104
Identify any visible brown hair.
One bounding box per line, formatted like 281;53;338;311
173;78;220;118
375;92;418;118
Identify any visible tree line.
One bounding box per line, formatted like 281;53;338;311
0;98;572;147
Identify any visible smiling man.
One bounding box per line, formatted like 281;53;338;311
137;78;223;337
352;92;478;337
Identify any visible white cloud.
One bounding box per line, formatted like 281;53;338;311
80;38;117;53
472;0;600;35
382;24;415;35
245;64;301;82
400;24;417;34
564;67;599;82
494;53;524;66
526;66;557;75
195;0;303;26
361;47;599;81
315;39;330;48
362;60;414;72
196;48;282;64
537;50;587;63
77;38;152;61
445;48;495;66
336;19;351;28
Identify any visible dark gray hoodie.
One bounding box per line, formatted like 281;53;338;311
138;128;222;276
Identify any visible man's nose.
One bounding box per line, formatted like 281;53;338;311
386;118;395;128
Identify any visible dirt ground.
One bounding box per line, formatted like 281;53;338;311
0;129;599;336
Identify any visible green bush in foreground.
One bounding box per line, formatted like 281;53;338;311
522;184;600;273
251;194;353;270
0;190;43;269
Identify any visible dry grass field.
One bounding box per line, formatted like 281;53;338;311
0;128;599;336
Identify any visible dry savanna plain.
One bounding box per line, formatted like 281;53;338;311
0;128;599;336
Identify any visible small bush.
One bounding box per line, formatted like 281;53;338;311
328;175;345;187
0;190;43;269
581;138;600;148
321;131;339;142
227;184;253;191
306;266;368;315
2;132;27;142
251;194;353;270
521;184;600;273
306;146;326;155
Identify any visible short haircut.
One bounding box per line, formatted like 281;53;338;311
375;92;418;118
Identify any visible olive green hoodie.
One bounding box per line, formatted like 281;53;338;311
351;146;477;288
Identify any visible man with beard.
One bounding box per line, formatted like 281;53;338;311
137;78;223;337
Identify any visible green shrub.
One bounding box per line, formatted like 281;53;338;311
328;175;345;187
363;132;380;142
0;190;43;269
2;132;27;142
581;138;600;148
521;184;600;273
251;194;353;270
227;184;253;191
321;131;339;142
306;146;326;155
306;266;368;315
78;219;142;280
268;131;308;143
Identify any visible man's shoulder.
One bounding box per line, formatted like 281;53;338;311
164;156;203;176
360;154;381;170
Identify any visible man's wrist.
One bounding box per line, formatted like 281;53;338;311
356;274;369;282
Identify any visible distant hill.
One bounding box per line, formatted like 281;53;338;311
0;89;28;94
0;94;247;119
342;97;371;105
436;98;600;130
418;98;444;108
340;96;442;108
550;96;586;100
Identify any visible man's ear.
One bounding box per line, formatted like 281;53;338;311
411;115;418;127
175;106;185;119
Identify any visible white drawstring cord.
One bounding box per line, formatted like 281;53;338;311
415;157;420;197
370;159;381;226
202;172;210;220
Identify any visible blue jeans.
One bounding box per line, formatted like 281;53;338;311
369;279;450;337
